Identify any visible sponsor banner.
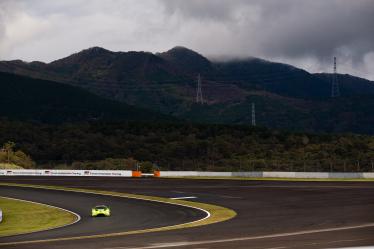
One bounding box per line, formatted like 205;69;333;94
0;169;132;177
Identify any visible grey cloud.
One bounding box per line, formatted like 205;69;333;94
161;0;249;22
0;15;4;41
161;0;374;59
0;1;14;37
160;0;374;79
259;1;374;60
0;0;18;55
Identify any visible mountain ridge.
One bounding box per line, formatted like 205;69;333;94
0;46;373;133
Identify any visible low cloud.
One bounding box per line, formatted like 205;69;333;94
161;0;374;79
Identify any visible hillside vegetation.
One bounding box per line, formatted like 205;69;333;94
0;120;373;172
0;141;34;168
0;72;175;123
0;163;24;169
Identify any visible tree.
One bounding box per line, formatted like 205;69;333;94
3;141;16;164
0;141;35;168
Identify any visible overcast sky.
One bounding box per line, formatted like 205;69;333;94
0;0;373;80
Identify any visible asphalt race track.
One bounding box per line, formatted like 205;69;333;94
0;183;205;245
0;177;374;249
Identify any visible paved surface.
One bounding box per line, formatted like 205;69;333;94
0;177;374;249
0;183;205;244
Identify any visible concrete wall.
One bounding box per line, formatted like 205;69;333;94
159;171;374;179
1;170;373;179
363;173;374;178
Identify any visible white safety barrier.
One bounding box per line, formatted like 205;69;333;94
0;169;132;177
159;171;374;179
1;170;373;179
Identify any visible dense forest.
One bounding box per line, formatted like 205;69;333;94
0;119;373;172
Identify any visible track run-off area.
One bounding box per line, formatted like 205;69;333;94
0;177;373;249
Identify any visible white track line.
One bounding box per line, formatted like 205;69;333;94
171;190;241;199
333;247;374;249
0;196;81;237
170;196;197;200
105;223;374;249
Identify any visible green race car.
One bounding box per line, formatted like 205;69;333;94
91;205;111;217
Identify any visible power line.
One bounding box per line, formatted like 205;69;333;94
196;74;204;104
331;56;340;98
251;102;256;126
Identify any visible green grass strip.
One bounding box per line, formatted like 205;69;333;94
0;182;236;246
0;196;77;237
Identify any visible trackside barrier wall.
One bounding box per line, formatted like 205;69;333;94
154;171;161;177
132;171;142;177
1;170;374;179
159;171;374;179
0;169;132;177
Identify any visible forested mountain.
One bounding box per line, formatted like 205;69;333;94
0;72;175;123
1;46;373;133
314;73;374;96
